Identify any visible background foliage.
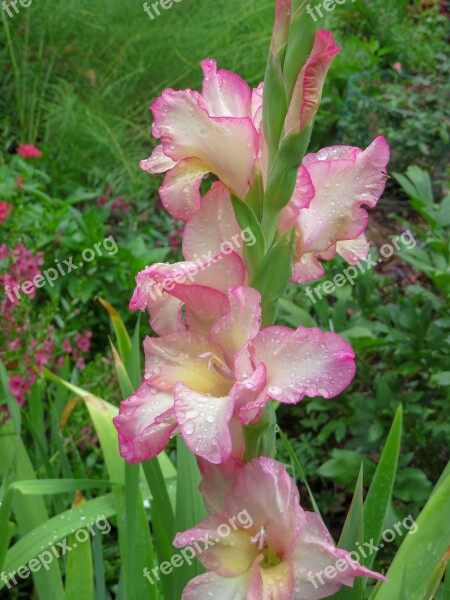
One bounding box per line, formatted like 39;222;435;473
0;0;449;598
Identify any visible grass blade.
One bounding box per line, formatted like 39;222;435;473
329;464;365;600
363;405;403;569
372;468;450;600
278;427;322;518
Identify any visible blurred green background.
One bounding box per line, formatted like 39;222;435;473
0;0;449;596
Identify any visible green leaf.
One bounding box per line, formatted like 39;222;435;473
128;315;142;390
142;458;176;600
244;402;277;461
97;297;132;366
363;405;403;569
444;560;450;600
173;438;207;599
262;52;288;163
8;479;112;495
231;194;265;279
42;369;157;600
251;229;295;326
0;422;64;596
277;427;322;518
64;529;94;600
0;361;21;436
329;465;365;600
110;342;134;398
318;450;375;486
372;466;450;600
1;494;116;588
421;547;450;600
243;172;264;219
262;129;312;245
278;298;317;328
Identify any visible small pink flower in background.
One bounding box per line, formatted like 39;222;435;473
97;187;131;214
393;62;402;73
35;350;50;370
16;144;43;159
62;338;72;353
0;243;44;318
8;339;22;351
111;196;131;213
78;426;99;450
74;331;92;353
8;375;27;407
0;201;13;224
174;458;385;599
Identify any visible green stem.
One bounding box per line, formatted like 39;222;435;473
243;402;277;462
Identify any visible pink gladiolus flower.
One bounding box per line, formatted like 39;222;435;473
174;457;385;599
140;59;261;219
284;30;341;136
129;206;246;337
114;286;355;464
0;202;13;224
281;136;390;283
16;144;43;159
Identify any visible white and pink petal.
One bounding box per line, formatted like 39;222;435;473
290;512;386;599
336;234;370;264
159;157;208;222
247;557;295;600
245;326;356;403
113;381;176;464
225;457;305;557
182;183;242;261
151;88;258;198
139;144;178;174
279;165;315;233
144;332;230;396
174;513;258;577
174;384;234;464
200;59;252;118
211;286;261;365
298;137;389;255
179;571;249;600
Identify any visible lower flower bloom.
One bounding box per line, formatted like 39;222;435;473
114;286;355;465
174;457;386;599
